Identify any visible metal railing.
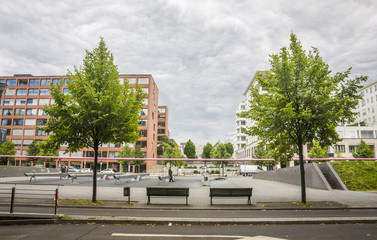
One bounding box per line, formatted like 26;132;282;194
0;185;59;215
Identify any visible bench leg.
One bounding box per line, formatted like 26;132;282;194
248;196;251;205
128;194;130;204
210;197;212;206
147;196;150;205
186;196;188;205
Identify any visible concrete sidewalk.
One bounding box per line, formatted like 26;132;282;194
1;176;377;225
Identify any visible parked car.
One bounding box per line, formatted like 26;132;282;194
239;165;264;176
68;166;81;172
81;168;92;172
100;168;116;174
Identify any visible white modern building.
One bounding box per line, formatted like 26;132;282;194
355;80;377;126
234;72;377;160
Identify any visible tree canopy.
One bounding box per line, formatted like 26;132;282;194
353;140;374;158
211;142;232;175
184;139;196;158
44;38;144;202
0;140;16;164
202;142;213;159
242;33;367;203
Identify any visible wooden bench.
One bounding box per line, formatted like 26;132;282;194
209;188;252;205
146;187;189;205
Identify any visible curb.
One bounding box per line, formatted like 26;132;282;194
1;215;377;226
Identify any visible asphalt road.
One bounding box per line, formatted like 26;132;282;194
0;223;376;240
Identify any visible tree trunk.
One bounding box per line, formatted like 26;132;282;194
298;141;306;204
92;139;99;203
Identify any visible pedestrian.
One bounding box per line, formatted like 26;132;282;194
168;167;174;182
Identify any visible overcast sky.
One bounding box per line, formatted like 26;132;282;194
1;0;376;145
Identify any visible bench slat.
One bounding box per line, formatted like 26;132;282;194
209;188;252;205
146;187;189;205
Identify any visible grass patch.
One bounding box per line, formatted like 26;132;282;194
60;199;104;206
292;202;312;207
331;161;377;191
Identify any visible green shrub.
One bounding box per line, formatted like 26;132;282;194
331;161;377;191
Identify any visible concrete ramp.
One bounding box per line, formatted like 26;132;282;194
254;163;347;191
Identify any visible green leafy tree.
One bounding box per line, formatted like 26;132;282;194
157;135;174;156
119;144;136;172
44;38;144;202
353;140;374;158
132;144;145;173
163;143;185;172
252;142;275;167
224;142;234;156
0;140;16;165
202;142;213;159
184;139;196;158
37;139;59;165
308;141;329;163
242;33;367;203
26;140;41;163
211;143;231;175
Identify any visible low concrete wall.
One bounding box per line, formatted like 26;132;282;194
0;166;58;177
253;163;332;190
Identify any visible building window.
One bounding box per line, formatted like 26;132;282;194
2;109;13;116
5;89;15;96
334;145;345;153
2;119;12;126
36;129;46;136
15;99;26;105
17;89;27;95
38;109;47;116
157;129;165;134
13;119;24;126
4;99;14;105
29;79;40;86
136;141;147;148
25;119;36;126
27;99;37;105
12;139;22;146
109;143;120;148
158;108;166;113
28;89;39;95
24;129;34;136
7;79;16;86
18;79;28;86
138;119;147;126
23;139;33;146
158;122;165;127
39;99;49;105
349;146;356;153
143;98;148;105
40;89;50;95
26;109;37;116
142;88;149;94
109;151;119;158
63;88;69;95
41;79;51;86
140;109;148;116
127;78;136;84
119;77;124;85
52;78;62;85
14;109;25;116
37;119;47;126
138;78;149;84
140;130;147;137
158;114;165;119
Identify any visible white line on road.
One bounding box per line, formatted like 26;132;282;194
111;233;287;240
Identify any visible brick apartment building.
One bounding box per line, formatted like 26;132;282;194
0;74;169;172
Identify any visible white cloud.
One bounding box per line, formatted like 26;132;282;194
1;0;376;145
